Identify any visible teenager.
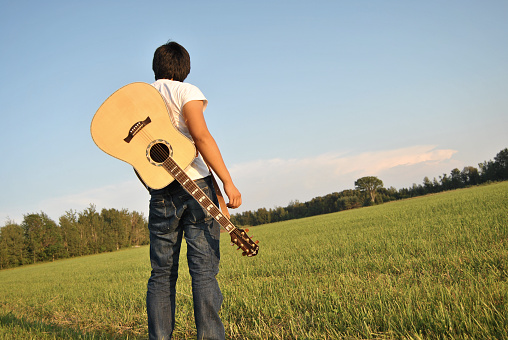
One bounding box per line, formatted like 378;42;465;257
146;41;241;340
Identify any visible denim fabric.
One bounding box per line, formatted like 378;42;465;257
146;176;225;340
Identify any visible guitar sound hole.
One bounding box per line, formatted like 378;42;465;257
150;143;170;163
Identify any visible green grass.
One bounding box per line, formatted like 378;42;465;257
1;182;507;339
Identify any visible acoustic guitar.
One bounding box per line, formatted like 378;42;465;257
90;82;259;257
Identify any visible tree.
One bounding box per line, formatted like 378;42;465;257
255;208;271;225
21;212;62;263
129;211;149;247
450;168;463;189
59;210;81;257
423;176;434;193
354;176;384;204
440;173;452;190
0;221;25;268
494;148;508;180
461;166;480;186
101;208;130;251
271;206;289;222
77;205;103;255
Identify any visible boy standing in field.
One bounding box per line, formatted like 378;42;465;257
146;41;241;340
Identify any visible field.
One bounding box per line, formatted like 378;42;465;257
0;182;507;339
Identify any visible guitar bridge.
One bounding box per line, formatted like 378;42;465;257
124;117;151;143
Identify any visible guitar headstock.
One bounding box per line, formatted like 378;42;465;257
230;227;259;257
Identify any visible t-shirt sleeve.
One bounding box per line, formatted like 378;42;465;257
181;84;208;111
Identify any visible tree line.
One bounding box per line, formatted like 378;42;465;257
230;147;508;227
1;147;506;270
0;206;148;269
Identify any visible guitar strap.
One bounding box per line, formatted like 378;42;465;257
133;165;230;219
205;165;231;219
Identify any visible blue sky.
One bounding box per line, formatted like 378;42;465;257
1;1;507;224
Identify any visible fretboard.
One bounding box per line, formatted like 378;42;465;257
162;157;236;234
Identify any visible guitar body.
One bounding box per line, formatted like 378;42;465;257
91;82;196;189
91;82;259;257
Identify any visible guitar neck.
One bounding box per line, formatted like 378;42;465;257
162;157;236;234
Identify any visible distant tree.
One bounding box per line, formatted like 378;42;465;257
59;210;81;257
494;148;508;180
479;159;497;183
355;176;384;204
337;195;362;210
78;205;102;255
271;206;289;222
423;176;434;193
410;183;425;197
286;200;307;219
101;208;130;251
450;168;463;189
461;166;480;186
439;173;452;190
22;213;62;263
386;186;399;200
129;211;149;246
255;208;271;225
0;221;25;268
432;177;440;191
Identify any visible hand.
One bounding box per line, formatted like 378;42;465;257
224;182;242;209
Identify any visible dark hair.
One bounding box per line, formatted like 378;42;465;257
152;41;191;81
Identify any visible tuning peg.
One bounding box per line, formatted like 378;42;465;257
255;240;260;244
245;228;249;233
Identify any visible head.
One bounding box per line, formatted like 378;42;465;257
152;41;191;81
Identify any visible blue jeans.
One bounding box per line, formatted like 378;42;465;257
146;176;225;340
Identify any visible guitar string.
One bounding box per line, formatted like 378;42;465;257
133;128;255;250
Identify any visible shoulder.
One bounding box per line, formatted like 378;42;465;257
151;79;207;110
152;79;202;95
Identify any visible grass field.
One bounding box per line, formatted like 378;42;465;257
1;182;507;339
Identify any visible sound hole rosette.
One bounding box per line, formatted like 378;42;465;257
146;139;173;166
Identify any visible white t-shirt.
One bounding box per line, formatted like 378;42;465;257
151;79;210;181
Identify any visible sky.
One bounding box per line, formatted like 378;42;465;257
1;0;507;225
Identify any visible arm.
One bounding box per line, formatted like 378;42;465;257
182;100;242;209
